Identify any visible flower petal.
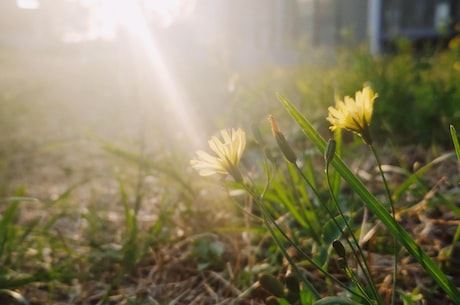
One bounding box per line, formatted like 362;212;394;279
190;128;246;178
327;86;377;141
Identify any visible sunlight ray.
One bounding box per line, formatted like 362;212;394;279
100;0;203;147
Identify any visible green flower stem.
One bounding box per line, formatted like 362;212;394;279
287;164;322;242
280;131;378;302
241;184;321;298
277;93;460;304
241;182;366;302
297;162;374;302
345;265;377;305
296;162;371;283
325;165;383;305
368;143;398;305
289;166;321;242
450;125;460;162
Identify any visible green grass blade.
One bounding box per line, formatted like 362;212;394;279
0;201;21;262
265;190;308;228
450;125;460;162
88;132;195;196
331;130;343;199
3;197;37;203
277;93;460;303
392;152;456;202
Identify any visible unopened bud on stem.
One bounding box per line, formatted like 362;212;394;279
332;239;346;259
324;138;336;165
268;115;297;164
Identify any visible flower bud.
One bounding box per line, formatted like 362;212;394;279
332;239;346;259
324;138;336;165
285;272;300;294
268;115;297;164
258;273;285;298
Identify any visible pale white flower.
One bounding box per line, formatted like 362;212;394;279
190;128;246;181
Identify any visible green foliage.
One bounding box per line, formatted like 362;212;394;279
2;33;460;305
0;194;80;291
259;272;311;305
321;216;350;246
188;236;225;271
291;44;460;146
400;287;423;305
451;125;460;162
277;94;460;303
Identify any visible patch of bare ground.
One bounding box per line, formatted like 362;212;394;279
3;142;459;305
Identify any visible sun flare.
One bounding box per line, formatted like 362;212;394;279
145;0;191;27
84;0;190;38
82;0;202;146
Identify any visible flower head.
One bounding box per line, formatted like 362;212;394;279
190;128;246;182
327;86;378;144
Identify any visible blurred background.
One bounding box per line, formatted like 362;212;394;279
2;0;459;146
2;0;460;196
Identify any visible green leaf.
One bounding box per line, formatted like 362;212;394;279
299;290;314;305
392;152;456;202
0;202;20;260
321;216;350;245
277;298;291;305
2;197;37;203
313;245;329;267
450;125;460;163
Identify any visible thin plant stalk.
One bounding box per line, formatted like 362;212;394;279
292;162;377;302
296;162;372;283
286;164;322;242
325;163;383;305
270;115;381;303
241;183;321;299
241;182;371;302
369;143;398;305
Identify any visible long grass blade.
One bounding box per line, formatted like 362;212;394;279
88;132;195;196
451;125;460;162
392;152;456;202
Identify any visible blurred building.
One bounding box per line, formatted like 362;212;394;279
0;0;45;49
302;0;459;54
186;0;301;67
166;0;460;68
1;0;459;57
0;0;88;50
380;0;459;51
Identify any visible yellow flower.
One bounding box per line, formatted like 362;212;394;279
190;128;246;182
327;86;378;144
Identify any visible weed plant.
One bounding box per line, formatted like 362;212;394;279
0;49;248;304
1;39;460;304
191;85;460;304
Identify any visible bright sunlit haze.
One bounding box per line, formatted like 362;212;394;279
3;1;460;303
